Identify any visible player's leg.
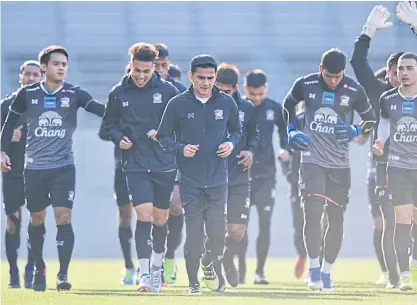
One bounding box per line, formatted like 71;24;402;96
126;172;153;292
410;175;417;286
114;169;135;285
201;184;227;292
376;162;399;288
164;183;183;285
25;168;50;292
367;166;388;284
320;167;351;292
300;163;326;290
252;177;275;284
387;167;414;291
149;171;175;292
50;165;76;291
3;174;26;288
180;183;205;295
222;183;250;288
290;180;307;279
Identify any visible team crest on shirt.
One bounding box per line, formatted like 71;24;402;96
152;92;162;104
214;109;223;120
266;109;275;121
340;95;350;107
60;97;71;107
239;110;245;122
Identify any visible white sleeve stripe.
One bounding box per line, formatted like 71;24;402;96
83;99;96;108
9;107;22;115
358;104;372;115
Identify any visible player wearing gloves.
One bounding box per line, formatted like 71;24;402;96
396;1;417;36
283;48;376;292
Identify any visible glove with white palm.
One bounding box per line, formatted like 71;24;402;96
396;1;417;32
362;5;393;38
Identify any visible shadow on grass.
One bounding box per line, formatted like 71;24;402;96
69;288;373;301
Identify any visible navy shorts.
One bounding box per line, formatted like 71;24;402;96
114;169;130;206
179;183;227;222
2;174;25;215
387;167;417;207
250;177;276;212
300;163;351;209
24;165;76;213
227;183;250;224
367;163;381;218
126;171;176;209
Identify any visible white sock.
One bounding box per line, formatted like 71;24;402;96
411;259;417;267
321;261;333;274
152;251;164;268
309;257;320;269
139;258;150;275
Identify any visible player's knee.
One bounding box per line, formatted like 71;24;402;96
54;207;72;225
6;211;21;234
135;203;153;222
412;207;417;224
118;204;132;227
373;215;383;231
394;204;414;224
30;209;47;225
227;224;246;241
169;199;182;216
153;208;169;226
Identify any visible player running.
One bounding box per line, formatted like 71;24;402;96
2;60;42;289
1;46;105;292
283;48;376;291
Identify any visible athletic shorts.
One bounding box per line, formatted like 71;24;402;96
387;167;417;207
250;177;276;212
2;173;25;215
227;183;250;224
114;169;130;206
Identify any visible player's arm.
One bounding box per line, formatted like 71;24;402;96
275;103;289;150
245;106;259;153
101;92;125;146
76;88;105;117
1;89;27;153
282;77;309;151
157;99;185;156
1;97;12;129
225;98;243;150
373;94;390;156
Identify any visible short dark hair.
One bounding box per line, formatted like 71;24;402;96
399;52;417;63
387;52;405;69
154;43;169;58
374;66;386;80
321;48;346;74
129;43;158;63
216;63;239;87
168;64;181;78
244;69;267;88
20;60;41;73
38;45;69;65
190;54;217;73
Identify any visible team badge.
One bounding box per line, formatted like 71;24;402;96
214;109;223;120
153;92;162;104
340;95;350;107
60;97;70;107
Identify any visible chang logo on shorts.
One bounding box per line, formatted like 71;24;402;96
34;111;66;138
310;107;338;134
394;116;417;143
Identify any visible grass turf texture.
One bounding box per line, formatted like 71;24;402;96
1;259;416;305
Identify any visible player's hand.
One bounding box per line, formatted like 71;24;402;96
183;144;199;157
362;5;393;38
217;142;234;158
237;150;253;170
1;151;11;172
11;125;24;143
147;129;157;142
278;149;290;162
352;134;368;145
396;1;417;28
334;120;362;144
119;136;132;150
288;123;310;151
372;139;384;156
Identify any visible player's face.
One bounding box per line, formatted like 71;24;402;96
189;67;216;98
155;57;170;80
397;58;417;87
19;65;42;86
130;60;155;88
320;66;344;90
387;65;400;87
244;85;267;105
42;53;68;82
215;81;237;97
